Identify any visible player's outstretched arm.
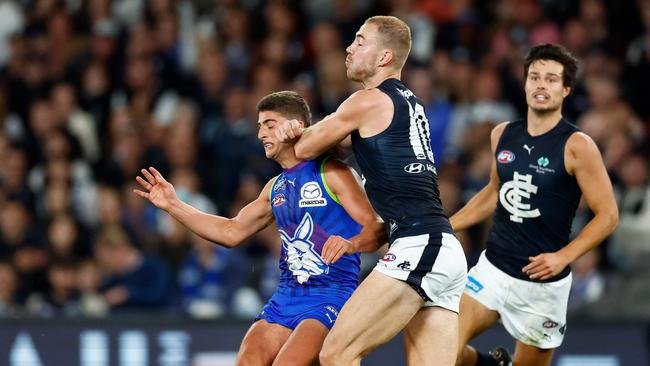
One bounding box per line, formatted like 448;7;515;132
274;90;380;161
320;159;387;265
134;167;275;247
524;132;619;280
449;122;508;232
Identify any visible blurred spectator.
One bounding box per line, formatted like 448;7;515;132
47;213;90;261
95;225;171;311
178;233;248;318
26;260;80;317
77;259;108;317
0;0;647;323
1;147;34;208
569;249;605;313
50;82;100;163
0;261;22;317
609;152;650;270
0;201;48;299
447;66;517;158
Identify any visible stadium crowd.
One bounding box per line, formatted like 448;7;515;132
0;0;648;320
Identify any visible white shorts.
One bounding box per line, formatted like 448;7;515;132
465;251;572;349
374;232;467;313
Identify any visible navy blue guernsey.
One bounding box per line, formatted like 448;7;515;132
351;78;451;239
486;118;582;282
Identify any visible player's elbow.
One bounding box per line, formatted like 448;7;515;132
606;209;619;233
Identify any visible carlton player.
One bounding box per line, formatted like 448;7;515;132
450;44;618;366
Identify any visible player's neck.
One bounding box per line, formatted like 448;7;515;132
526;108;563;136
362;69;401;89
276;150;303;169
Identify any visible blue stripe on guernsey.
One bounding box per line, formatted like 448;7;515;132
269;156;361;291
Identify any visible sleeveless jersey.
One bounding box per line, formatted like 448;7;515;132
486;118;582;282
270;156;361;291
351;78;451;239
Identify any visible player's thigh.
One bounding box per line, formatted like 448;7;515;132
513;341;555;366
458;293;500;347
236;320;292;366
272;319;329;366
404;306;459;366
322;270;424;359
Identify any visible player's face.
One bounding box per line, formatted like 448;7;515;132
257;110;288;160
345;23;382;82
525;60;571;114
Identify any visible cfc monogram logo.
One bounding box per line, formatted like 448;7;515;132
499;172;541;223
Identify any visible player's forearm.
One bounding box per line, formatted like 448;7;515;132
559;209;618;263
167;199;241;247
350;219;387;253
450;186;497;232
295;127;337;160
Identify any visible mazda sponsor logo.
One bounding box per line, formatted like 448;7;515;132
299;182;327;207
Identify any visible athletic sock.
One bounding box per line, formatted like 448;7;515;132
475;352;500;366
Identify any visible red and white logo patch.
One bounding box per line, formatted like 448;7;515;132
382;253;396;262
272;194;286;207
497;150;515;163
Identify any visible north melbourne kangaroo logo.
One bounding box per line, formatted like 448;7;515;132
279;213;329;284
499;171;541;223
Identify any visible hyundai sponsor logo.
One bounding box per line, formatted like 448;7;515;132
404;163;425;173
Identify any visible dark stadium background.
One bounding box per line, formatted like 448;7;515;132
0;0;648;365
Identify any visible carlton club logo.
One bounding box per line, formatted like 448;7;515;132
499;171;541;223
497;150;515;163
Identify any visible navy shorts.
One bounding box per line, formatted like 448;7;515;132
255;286;353;330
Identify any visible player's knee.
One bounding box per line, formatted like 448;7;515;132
236;350;267;366
319;341;342;366
272;357;312;366
234;355;254;366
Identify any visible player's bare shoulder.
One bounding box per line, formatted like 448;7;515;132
340;88;393;136
490;121;510;150
342;89;391;113
564;131;599;174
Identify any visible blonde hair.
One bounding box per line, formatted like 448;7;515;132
95;225;131;250
365;16;412;70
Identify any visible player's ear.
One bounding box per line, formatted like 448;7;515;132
378;49;393;67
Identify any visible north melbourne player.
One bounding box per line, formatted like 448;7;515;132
134;91;385;366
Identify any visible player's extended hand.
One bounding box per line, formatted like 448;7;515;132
522;252;569;281
274;119;304;143
322;235;355;265
133;167;178;212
